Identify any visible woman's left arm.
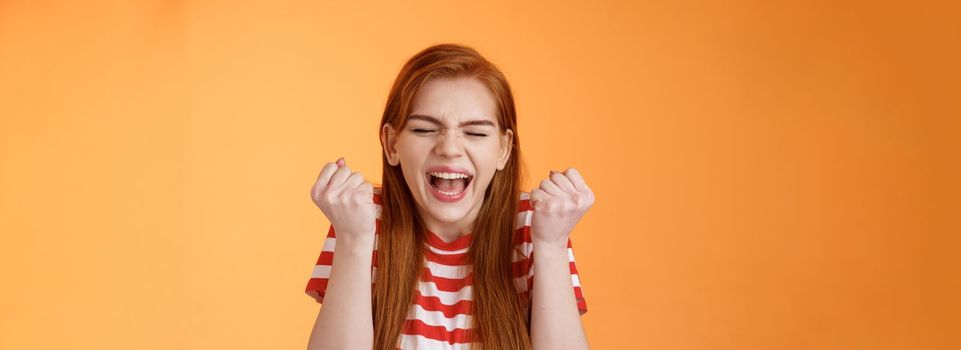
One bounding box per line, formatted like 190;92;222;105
528;168;593;350
530;238;589;349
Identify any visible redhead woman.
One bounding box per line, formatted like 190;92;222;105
305;43;592;350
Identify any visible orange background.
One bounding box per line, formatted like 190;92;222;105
1;1;959;349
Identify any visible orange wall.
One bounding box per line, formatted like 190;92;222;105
1;1;959;349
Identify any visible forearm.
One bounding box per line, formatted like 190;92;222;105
307;235;375;350
529;238;589;350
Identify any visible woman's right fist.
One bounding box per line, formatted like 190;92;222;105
310;157;376;242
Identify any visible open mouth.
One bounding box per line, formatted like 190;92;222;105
426;171;473;197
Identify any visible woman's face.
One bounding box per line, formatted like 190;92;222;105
381;77;513;234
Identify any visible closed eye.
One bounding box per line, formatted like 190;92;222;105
412;128;487;137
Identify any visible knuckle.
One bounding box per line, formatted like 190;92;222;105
323;193;337;204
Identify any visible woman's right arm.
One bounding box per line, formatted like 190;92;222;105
307;157;377;350
306;234;375;350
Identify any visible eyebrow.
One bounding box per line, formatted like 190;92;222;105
406;114;496;128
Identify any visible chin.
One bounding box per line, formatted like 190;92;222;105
423;189;472;217
427;207;471;224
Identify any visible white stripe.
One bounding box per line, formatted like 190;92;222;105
428;246;527;263
428;244;468;255
513;242;533;262
322;237;336;252
406;303;472;332
571;274;581;288
515;210;532;231
425;259;471;279
398;334;476;350
310;265;331;279
513;275;529;293
420;275;470;294
417;280;472;305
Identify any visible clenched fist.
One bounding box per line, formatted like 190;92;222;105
529;167;595;247
310;157;377;243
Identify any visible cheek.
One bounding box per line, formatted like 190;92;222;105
466;143;502;164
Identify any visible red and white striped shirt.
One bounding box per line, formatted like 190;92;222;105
305;187;587;349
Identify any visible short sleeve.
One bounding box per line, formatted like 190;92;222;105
304;224;338;304
528;237;588;315
304;187;383;304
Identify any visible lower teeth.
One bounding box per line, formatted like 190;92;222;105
437;188;461;196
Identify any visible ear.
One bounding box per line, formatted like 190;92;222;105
381;123;400;166
496;128;513;170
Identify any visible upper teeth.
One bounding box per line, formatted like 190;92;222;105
430;172;470;179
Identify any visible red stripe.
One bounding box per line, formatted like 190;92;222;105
513;226;530;245
575;285;588;313
511;258;532;278
518;198;532;212
315;251;334;265
425;229;472;251
517;291;530;302
401;319;474;344
422;268;473;292
305;278;329;302
412;290;473;318
423;247;469;266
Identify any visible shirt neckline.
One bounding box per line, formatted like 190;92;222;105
424;228;472;251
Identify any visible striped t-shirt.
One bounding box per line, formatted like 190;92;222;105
305;187;587;349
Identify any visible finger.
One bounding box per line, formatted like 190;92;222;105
529;187;549;205
550;170;576;193
539;177;564;196
313;162;340;195
358;181;374;194
343;171;364;190
327;164;353;194
564;167;590;192
336;157;345;168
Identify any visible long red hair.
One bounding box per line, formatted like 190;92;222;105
373;43;530;350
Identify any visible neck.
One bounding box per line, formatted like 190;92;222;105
416;198;484;244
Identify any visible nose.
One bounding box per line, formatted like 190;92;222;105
434;131;464;158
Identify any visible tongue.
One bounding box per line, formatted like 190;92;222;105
434;178;467;193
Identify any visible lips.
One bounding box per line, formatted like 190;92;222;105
424;166;473;201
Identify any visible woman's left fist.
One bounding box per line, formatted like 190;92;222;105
529;167;594;246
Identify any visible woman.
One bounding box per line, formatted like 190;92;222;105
305;43;593;350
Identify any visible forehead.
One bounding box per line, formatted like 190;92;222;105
408;77;498;125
